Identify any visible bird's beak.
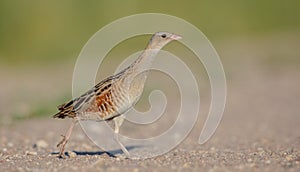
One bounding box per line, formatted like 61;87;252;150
169;34;182;40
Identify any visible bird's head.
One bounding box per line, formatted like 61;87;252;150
147;32;182;50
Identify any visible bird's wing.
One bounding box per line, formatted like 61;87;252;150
53;88;95;119
53;75;116;119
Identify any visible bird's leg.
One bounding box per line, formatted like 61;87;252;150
57;119;78;158
113;115;130;158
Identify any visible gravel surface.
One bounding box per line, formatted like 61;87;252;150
1;35;300;171
0;116;299;172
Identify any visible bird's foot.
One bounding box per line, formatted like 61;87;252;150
113;134;131;159
123;148;131;159
58;152;66;159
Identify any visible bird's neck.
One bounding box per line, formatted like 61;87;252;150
130;48;160;74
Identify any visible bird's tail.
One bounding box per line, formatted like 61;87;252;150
53;101;76;119
53;111;67;119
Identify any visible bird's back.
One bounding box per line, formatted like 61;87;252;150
53;68;146;121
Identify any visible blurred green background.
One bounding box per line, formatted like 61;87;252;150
0;0;299;123
1;0;299;64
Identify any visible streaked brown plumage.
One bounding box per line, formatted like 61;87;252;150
53;31;182;158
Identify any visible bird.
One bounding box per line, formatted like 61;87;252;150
53;31;182;158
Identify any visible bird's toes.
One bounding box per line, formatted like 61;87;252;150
58;153;66;159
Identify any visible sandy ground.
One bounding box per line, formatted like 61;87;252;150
1;68;300;172
0;107;299;172
0;34;300;171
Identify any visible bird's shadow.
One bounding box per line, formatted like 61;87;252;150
51;145;142;158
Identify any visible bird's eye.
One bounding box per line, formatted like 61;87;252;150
161;34;166;38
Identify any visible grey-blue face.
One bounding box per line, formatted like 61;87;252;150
148;31;182;49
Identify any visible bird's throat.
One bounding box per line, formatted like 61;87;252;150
132;48;160;74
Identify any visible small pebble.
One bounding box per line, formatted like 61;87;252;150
182;163;190;168
26;151;37;156
286;155;293;161
7;142;13;147
257;147;264;151
67;151;77;158
34;140;48;149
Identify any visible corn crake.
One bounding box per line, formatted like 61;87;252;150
53;32;182;158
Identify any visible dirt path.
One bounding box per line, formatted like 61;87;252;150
0;113;299;172
1;35;300;171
